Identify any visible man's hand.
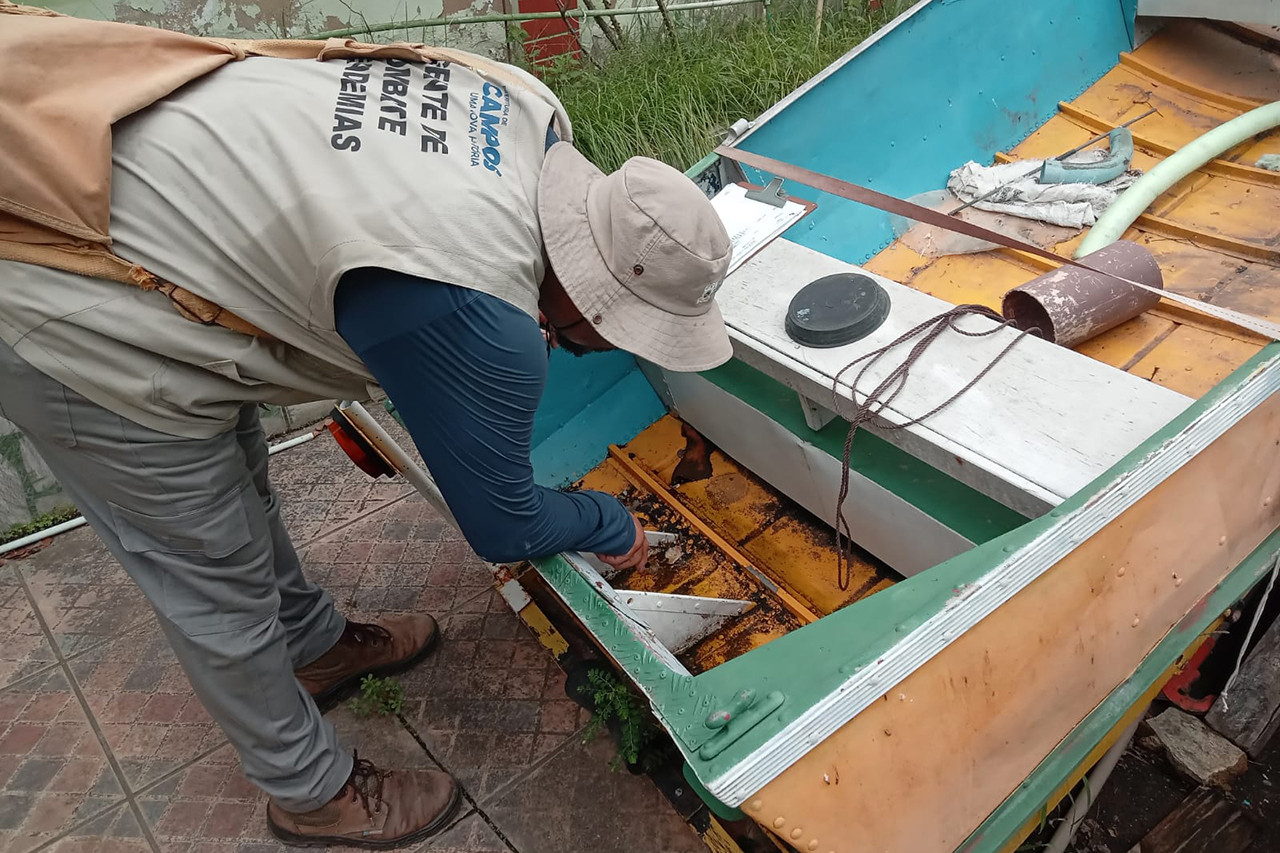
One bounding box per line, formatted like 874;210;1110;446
596;514;648;572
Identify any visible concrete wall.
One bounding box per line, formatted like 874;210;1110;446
54;0;500;48
43;0;603;61
1137;0;1280;25
0;418;70;531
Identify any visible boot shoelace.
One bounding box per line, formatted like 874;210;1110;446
346;750;393;818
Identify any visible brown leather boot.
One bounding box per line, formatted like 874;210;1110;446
295;615;439;708
267;752;461;848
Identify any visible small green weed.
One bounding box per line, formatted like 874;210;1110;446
1;505;81;547
580;668;658;771
349;675;405;718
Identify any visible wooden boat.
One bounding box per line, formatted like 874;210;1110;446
346;2;1280;850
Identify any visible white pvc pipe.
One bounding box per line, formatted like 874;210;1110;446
1076;101;1280;257
0;426;321;557
267;430;318;455
0;516;89;555
335;401;460;529
1042;710;1146;853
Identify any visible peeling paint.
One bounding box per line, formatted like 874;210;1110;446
92;0;519;53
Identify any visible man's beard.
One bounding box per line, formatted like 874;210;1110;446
554;334;593;357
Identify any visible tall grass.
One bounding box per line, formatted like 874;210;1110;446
531;1;907;173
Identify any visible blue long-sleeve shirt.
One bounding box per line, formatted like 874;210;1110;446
334;268;635;564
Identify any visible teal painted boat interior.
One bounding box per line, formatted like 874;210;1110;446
735;0;1138;264
532;349;666;487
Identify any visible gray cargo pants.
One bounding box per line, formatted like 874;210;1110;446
0;340;352;811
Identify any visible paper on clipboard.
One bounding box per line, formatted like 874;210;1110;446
710;183;815;275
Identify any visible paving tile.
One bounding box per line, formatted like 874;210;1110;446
16;529;152;661
299;495;492;620
324;704;445;773
268;427;413;546
37;802;151;853
0;567;56;691
0;669;125;853
66;623;223;794
139;707;446;853
135;742;282;853
403;592;588;802
486;735;707;853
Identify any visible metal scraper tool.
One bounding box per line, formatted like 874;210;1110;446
645;530;679;546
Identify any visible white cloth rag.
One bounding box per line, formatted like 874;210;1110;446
947;152;1139;229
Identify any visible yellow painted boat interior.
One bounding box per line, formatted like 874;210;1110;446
867;20;1280;399
577;415;897;674
573;21;1280;673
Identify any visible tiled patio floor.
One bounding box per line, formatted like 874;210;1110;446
0;427;707;853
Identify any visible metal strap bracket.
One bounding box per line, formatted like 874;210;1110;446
744;177;788;208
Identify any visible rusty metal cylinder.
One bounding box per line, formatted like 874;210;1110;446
1001;240;1163;348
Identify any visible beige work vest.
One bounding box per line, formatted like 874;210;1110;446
0;1;571;336
0;3;574;438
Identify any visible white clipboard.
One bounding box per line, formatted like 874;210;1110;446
710;182;816;275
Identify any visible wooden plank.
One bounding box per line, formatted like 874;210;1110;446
1118;51;1267;112
718;239;1192;515
740;392;1280;853
1127;786;1258;853
1206;596;1280;758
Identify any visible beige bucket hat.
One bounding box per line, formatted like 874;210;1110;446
538;143;733;372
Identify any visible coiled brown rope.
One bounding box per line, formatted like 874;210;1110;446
830;305;1031;590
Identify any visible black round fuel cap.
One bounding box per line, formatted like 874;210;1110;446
785;273;890;348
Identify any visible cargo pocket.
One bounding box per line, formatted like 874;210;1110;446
110;486;254;558
45;385;79;449
200;359;268;386
151;359;247;428
108;486;267;635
